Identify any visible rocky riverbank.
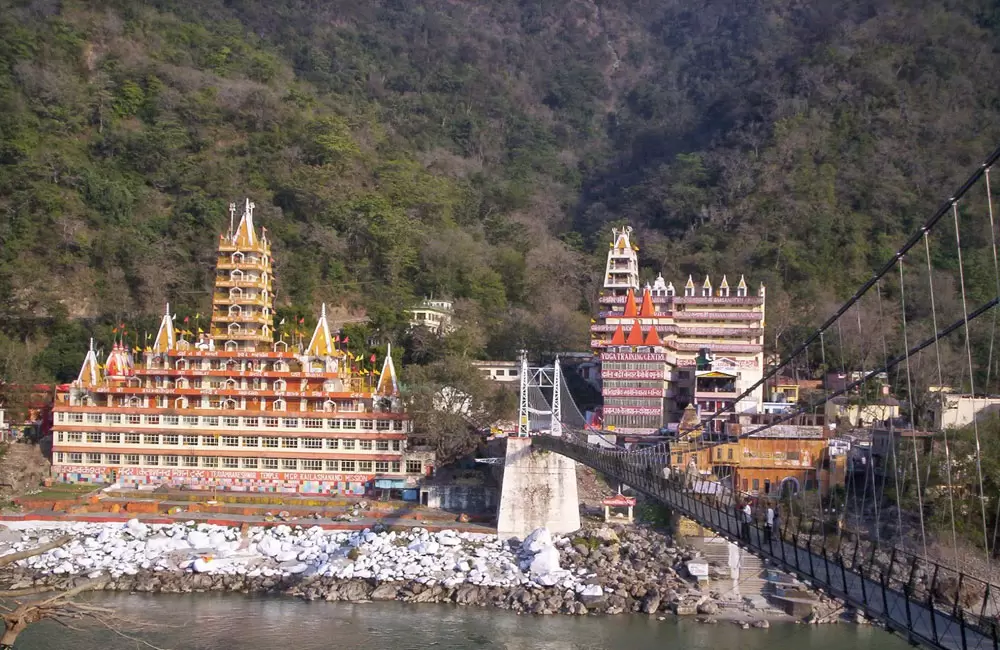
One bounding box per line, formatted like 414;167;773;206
0;520;829;621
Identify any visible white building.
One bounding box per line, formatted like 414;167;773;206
408;298;454;334
472;361;521;383
927;392;1000;430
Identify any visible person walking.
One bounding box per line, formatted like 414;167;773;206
772;507;782;542
741;501;752;542
765;504;774;545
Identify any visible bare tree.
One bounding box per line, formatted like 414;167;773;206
0;536;164;649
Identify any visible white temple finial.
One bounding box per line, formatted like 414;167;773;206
321;303;327;318
229;202;236;237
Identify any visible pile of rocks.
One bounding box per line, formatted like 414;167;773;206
0;520;783;619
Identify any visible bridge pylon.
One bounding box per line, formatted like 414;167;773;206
498;353;579;539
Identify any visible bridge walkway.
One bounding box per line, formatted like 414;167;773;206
536;434;999;650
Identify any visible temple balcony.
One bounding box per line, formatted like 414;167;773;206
212;293;267;306
216;239;269;254
211;312;271;325
216;260;269;272
215;279;273;290
209;329;269;340
673;296;763;306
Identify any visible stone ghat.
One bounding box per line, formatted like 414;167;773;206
0;521;790;618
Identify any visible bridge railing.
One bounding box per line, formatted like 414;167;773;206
537;432;1000;650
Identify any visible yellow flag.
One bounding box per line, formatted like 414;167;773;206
197;327;204;334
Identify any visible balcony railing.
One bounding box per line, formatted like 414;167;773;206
212;293;268;306
216;260;268;272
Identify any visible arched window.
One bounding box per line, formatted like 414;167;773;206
228;322;242;334
222;398;238;410
274;379;287;392
323;400;337;413
175;397;188;409
225;378;238;389
226;360;238;371
127;397;141;408
128;377;141;388
229;287;243;300
273;341;288;352
80;395;92;406
225;340;238;351
230;269;244;282
273;399;286;411
231;251;245;264
228;305;242;318
274;361;289;372
176;377;190;389
176;359;189;370
737;286;747;297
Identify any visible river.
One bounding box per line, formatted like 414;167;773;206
14;594;912;649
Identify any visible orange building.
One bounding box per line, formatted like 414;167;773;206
669;423;846;498
51;199;430;495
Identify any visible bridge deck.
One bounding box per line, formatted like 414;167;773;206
536;435;998;650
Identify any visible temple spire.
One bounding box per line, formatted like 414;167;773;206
76;338;101;388
306;303;334;356
638;285;656;317
610;324;626;346
232;197;257;247
376;343;400;396
623;287;638;318
152;303;176;353
625;320;645;346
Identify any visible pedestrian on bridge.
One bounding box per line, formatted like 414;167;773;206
765;505;774;545
741;501;752;542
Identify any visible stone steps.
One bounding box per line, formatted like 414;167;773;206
696;537;769;598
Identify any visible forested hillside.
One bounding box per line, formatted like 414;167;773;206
2;0;1000;382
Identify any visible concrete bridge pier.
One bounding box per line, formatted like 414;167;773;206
497;437;581;540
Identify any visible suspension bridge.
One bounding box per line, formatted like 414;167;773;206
492;144;1000;650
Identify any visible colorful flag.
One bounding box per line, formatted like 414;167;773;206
343;336;349;344
298;317;305;325
279;318;286;325
183;316;190;324
369;354;376;363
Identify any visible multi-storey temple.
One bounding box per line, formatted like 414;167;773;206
51;200;430;495
592;226;766;435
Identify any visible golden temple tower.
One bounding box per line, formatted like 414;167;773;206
211;199;274;352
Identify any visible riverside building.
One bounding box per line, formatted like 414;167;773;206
592;226;766;435
51;199;429;495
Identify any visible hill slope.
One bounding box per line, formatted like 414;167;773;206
2;0;1000;380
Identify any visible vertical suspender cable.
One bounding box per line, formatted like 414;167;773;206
953;202;992;565
924;231;960;569
898;257;928;559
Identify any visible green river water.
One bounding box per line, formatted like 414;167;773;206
13;593;913;649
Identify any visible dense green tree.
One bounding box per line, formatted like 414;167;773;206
1;0;1000;382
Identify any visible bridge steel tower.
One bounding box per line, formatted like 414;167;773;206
497;355;580;540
